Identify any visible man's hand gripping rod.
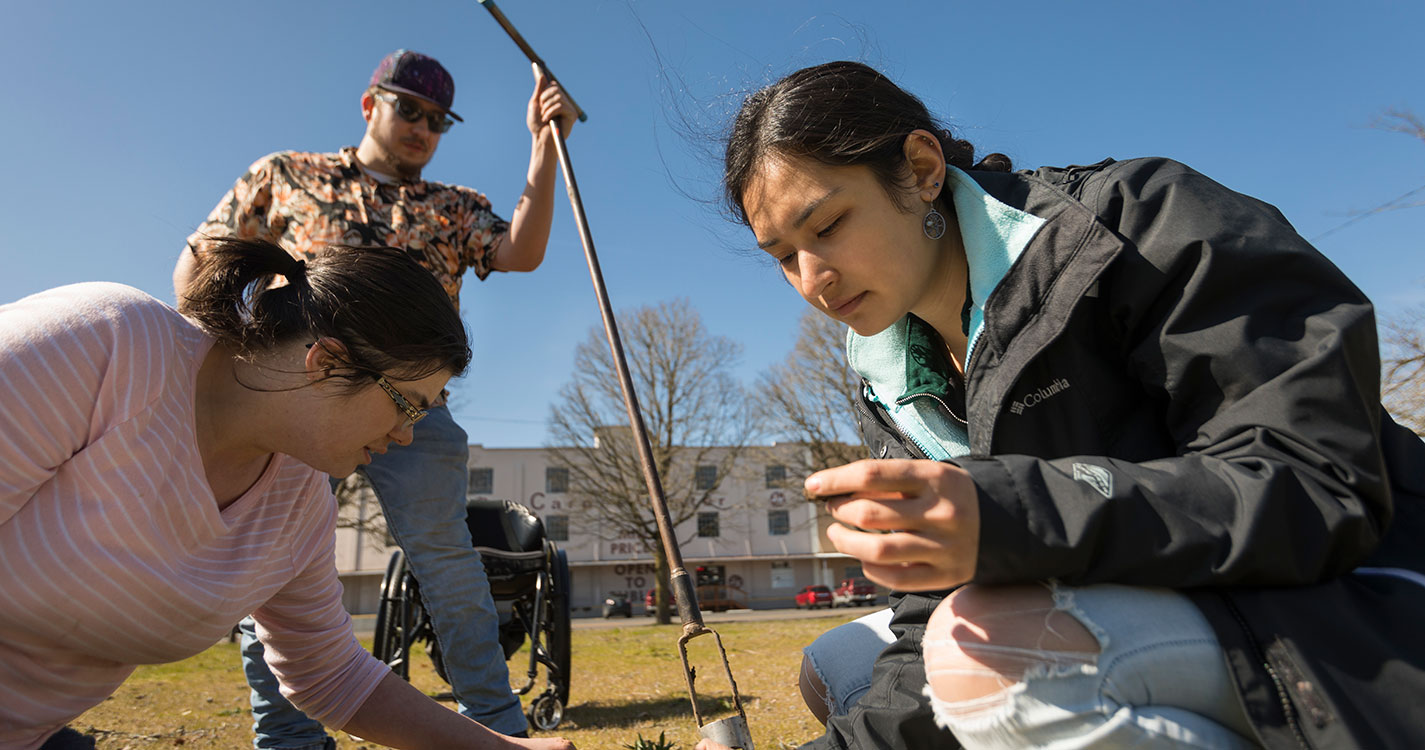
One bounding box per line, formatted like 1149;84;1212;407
474;2;752;747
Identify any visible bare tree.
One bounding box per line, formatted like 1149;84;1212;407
546;299;760;624
1373;108;1425;434
1383;306;1425;436
333;473;385;534
756;308;865;477
328;473;391;576
1375;108;1425;149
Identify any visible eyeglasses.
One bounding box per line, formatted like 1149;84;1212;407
376;376;430;427
373;91;455;134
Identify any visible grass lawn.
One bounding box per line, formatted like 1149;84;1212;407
71;612;864;749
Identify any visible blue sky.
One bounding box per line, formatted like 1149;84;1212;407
4;1;1422;447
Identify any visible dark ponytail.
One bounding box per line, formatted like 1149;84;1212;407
724;61;1011;225
179;238;470;387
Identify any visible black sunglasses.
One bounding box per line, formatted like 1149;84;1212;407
373;91;455;134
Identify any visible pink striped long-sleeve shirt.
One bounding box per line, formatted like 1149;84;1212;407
0;283;387;749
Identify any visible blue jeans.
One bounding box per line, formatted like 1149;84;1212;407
809;584;1256;748
239;405;526;748
801;606;896;716
926;583;1256;749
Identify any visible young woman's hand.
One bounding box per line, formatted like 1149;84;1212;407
345;671;578;749
807;459;980;591
513;738;576;750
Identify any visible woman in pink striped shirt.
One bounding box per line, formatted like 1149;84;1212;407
0;239;574;750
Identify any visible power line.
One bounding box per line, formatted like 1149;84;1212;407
449;413;547;425
1311;183;1425;242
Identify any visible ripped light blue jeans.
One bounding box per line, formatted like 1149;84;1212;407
806;583;1259;749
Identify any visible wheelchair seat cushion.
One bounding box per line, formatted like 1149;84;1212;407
465;498;546;554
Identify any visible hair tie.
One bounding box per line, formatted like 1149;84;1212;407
284;258;307;282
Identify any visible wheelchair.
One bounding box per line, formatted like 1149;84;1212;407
371;498;572;731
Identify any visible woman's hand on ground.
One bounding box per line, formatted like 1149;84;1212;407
807;459;980;591
694;740;733;750
513;738;576;750
345;671;577;749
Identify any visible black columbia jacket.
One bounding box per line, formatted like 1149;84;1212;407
804;157;1425;750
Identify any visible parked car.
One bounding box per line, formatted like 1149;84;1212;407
794;584;833;609
644;585;743;615
832;577;878;607
644;588;675;616
602;593;632;618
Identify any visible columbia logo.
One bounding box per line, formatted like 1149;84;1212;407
1072;462;1114;498
1009;378;1071;415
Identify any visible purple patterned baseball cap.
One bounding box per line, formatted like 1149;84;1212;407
369;49;463;122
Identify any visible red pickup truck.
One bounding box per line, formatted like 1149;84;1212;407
794;584;833;609
832;577;878;607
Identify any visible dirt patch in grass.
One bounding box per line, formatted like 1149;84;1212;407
71;613;864;748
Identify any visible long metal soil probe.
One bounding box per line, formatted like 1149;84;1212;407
474;2;753;747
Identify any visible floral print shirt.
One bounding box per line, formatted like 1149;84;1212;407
186;147;508;306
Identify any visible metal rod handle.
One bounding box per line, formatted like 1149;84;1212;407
476;0;588;122
545;118;705;629
472;15;748;748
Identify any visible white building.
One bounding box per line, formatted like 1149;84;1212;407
335;443;872;616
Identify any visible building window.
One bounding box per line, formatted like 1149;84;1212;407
546;466;569;493
695;564;725;586
695;465;718;491
697;511;720;538
468;467;493;495
545;514;569;542
770;560;795;589
767;509;790;536
765;464;787;488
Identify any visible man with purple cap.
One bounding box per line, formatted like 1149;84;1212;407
176;48;576;749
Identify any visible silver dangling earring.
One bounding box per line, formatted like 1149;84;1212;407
923;205;946;240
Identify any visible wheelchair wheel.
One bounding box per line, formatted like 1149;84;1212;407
372;549;420;680
528;693;564;732
429;633;448;685
546;548;572;705
372;550;402;670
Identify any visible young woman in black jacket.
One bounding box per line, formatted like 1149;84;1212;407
701;61;1425;750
